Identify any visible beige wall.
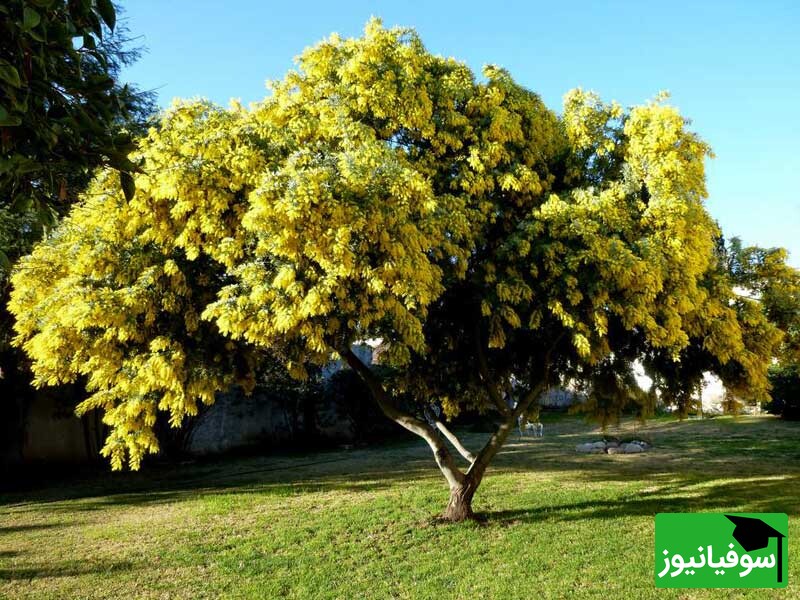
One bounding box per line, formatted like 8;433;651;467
20;392;96;463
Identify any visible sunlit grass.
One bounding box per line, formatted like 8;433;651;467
2;415;799;598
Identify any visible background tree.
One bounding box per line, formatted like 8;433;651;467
767;364;800;420
720;237;800;419
1;0;154;463
0;0;154;350
9;20;791;520
0;0;154;230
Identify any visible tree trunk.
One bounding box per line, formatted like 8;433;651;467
340;346;548;524
340;347;467;492
443;481;477;522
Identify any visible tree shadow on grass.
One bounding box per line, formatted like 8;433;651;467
0;459;443;515
0;559;135;581
3;419;800;523
0;436;440;507
478;473;800;526
0;523;64;534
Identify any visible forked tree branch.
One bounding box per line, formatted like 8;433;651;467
433;420;476;463
340;347;466;489
466;332;564;482
466;380;546;481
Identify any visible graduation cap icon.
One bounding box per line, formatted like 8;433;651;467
726;515;786;583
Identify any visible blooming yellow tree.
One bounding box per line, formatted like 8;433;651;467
10;20;787;520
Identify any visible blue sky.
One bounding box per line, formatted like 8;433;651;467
120;0;799;266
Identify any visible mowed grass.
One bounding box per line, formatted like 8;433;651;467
2;415;800;599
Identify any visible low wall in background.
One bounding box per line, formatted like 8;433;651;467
2;344;389;468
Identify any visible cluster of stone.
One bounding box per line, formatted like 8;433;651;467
575;440;651;454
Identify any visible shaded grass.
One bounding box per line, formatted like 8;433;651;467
2;415;799;598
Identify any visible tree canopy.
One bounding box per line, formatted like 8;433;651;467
9;19;794;519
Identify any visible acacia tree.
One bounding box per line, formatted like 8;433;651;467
387;89;784;517
10;21;786;520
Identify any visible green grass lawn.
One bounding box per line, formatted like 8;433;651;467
2;414;800;599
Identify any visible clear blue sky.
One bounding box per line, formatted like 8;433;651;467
120;0;799;266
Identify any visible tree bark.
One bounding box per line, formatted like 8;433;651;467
443;480;478;522
433;420;475;463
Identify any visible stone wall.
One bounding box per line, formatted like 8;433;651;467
3;344;381;466
186;390;302;456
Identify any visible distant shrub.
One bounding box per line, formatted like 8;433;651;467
765;364;800;420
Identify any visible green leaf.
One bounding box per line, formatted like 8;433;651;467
23;6;41;30
0;249;11;275
0;105;21;126
0;63;21;88
38;205;58;229
86;11;103;39
120;171;135;201
27;28;46;42
95;0;116;31
10;195;33;213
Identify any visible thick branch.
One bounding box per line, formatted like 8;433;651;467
466;333;563;482
512;380;546;420
467;333;564;482
340;347;465;488
467;380;546;481
433;420;476;463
